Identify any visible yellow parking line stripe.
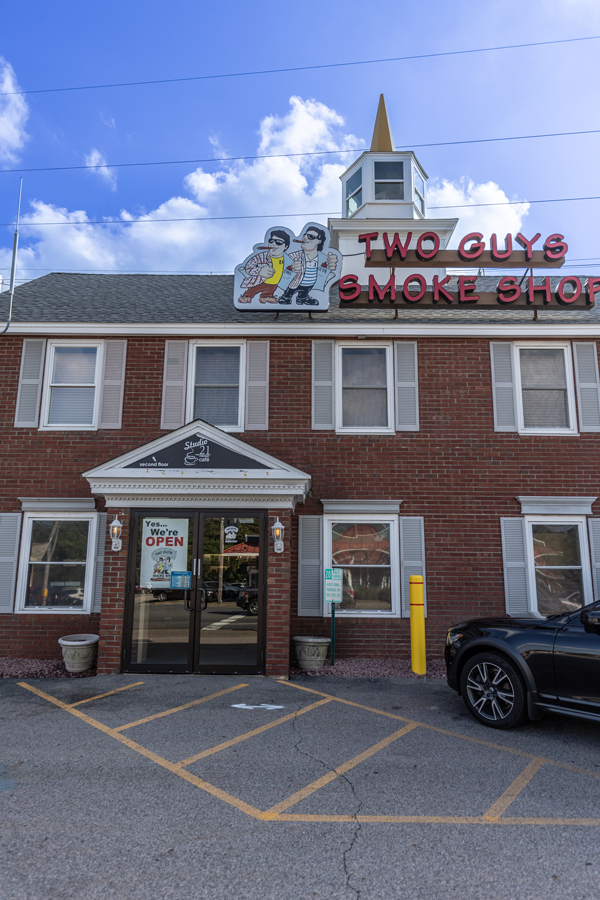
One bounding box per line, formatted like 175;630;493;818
17;682;264;820
114;683;248;731
484;758;546;820
175;698;333;768
261;722;419;819
68;682;145;706
282;681;600;780
275;813;600;825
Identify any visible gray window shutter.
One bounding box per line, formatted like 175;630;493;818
0;513;21;613
490;343;517;431
161;341;188;430
588;518;600;603
14;339;46;428
500;518;531;616
92;513;107;614
395;342;419;431
99;340;127;429
245;341;269;430
312;341;335;429
298;516;322;616
400;517;426;617
573;343;600;432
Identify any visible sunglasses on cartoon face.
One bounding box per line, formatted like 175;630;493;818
303;233;319;242
268;238;286;246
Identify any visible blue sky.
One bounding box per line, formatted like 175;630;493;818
1;0;599;284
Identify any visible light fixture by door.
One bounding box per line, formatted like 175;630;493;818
110;516;123;551
271;518;284;553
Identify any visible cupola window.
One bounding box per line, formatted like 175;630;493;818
345;168;362;216
374;161;404;201
414;168;425;214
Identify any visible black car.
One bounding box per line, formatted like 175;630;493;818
236;588;259;616
445;601;600;729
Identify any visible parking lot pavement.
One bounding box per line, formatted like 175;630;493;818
1;674;600;900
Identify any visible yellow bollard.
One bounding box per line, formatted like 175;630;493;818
409;575;426;675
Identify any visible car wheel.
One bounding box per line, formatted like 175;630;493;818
155;591;168;602
248;599;259;616
459;653;528;729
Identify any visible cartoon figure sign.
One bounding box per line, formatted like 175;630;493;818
234;222;342;311
140;518;189;589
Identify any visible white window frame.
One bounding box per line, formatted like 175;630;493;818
335;341;395;435
186;339;246;432
524;515;593;618
39;340;104;431
513;341;578;436
322;514;400;618
15;511;99;615
345;166;363;217
373;159;405;203
413;167;425;215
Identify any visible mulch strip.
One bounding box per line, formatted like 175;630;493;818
290;657;446;679
0;658;97;678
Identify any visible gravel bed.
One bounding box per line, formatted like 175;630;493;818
0;658;97;679
290;657;446;678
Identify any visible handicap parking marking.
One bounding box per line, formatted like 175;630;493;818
16;678;600;827
231;703;284;710
0;765;17;793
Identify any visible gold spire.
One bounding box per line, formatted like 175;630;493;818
370;94;395;152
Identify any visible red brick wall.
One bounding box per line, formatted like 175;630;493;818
265;509;292;677
1;332;599;669
0;613;101;659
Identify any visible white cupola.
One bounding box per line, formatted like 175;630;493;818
340;94;427;220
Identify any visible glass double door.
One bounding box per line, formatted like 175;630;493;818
124;509;265;674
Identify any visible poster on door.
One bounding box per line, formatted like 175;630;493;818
140;518;189;589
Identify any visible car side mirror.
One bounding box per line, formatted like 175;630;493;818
581;610;600;634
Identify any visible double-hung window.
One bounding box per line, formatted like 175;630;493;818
414;168;425;214
335;343;395;434
187;340;246;431
346;168;362;216
324;515;400;617
374;161;404;201
40;342;104;430
525;518;592;617
515;343;577;434
16;512;98;614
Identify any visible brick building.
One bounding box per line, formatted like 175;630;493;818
1;99;599;677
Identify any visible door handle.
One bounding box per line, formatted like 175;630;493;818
184;591;193;612
196;588;206;611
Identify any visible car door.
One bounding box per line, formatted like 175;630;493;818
553;603;600;716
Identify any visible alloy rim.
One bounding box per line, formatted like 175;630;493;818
466;662;515;721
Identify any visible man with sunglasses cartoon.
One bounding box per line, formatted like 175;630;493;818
278;227;339;306
238;229;292;304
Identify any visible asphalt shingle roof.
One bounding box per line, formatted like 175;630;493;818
3;273;598;325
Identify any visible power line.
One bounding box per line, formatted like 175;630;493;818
2;127;600;176
429;195;600;209
3;35;599;97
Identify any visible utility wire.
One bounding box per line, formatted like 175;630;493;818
3;193;600;227
2;35;599;96
2;128;600;176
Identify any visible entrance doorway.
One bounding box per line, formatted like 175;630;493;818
122;509;266;674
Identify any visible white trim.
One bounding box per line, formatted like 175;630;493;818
19;498;96;512
517;497;597;516
523;515;593;618
512;342;578;436
39;340;105;431
15;511;99;615
335;342;395;434
8;322;600;338
186;339;246;432
322;499;403;514
322;513;400;619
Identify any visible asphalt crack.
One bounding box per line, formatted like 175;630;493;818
291;708;363;899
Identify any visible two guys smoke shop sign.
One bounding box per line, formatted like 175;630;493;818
339;231;600;308
234;223;342;311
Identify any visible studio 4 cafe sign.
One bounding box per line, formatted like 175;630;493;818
339;231;600;308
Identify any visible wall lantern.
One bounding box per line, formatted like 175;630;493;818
110;516;123;551
271;518;284;554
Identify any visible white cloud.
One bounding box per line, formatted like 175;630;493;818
0;57;29;165
84;148;117;191
427;178;530;246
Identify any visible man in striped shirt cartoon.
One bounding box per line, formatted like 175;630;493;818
278;226;338;306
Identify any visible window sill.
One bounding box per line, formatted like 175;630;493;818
517;429;579;436
324;610;402;619
335;427;395;436
16;607;91;615
39;425;98;432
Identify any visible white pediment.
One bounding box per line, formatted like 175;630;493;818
83;420;311;509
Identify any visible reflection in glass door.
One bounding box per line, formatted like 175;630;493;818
198;516;261;671
130;514;194;667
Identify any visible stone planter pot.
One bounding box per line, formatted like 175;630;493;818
58;634;99;673
292;636;331;670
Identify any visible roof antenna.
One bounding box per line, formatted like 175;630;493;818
0;177;23;337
